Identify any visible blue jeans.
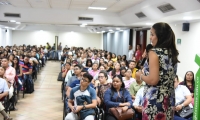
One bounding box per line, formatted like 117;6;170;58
174;115;192;120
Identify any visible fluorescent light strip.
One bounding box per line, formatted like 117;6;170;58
10;20;16;22
16;22;21;24
88;7;107;10
109;29;113;32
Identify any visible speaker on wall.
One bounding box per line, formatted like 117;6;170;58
182;23;190;31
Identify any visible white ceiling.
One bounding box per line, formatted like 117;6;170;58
0;0;200;33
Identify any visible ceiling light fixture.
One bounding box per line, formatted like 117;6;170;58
97;32;100;34
120;30;123;31
82;23;87;26
88;7;107;10
80;25;85;27
16;22;21;24
12;28;15;30
10;20;16;23
146;23;153;25
102;31;105;33
183;16;192;20
5;27;9;29
116;28;120;30
0;1;11;5
109;29;113;32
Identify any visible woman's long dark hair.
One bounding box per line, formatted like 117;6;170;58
111;62;121;76
111;75;125;92
183;71;195;88
152;22;180;66
13;56;20;72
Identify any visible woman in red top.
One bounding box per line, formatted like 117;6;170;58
135;44;142;63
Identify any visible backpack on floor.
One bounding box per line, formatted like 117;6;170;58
25;77;34;94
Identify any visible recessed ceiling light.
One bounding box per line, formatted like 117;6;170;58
183;16;192;20
88;7;107;10
10;20;16;22
109;29;113;32
16;22;21;24
146;23;153;25
102;31;105;33
116;28;120;30
80;25;85;27
82;23;87;26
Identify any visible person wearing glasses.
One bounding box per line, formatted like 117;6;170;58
66;69;94;98
65;64;83;95
65;73;97;120
96;70;111;107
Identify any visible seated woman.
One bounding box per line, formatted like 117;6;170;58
179;71;195;105
174;75;193;120
122;68;135;92
104;75;133;120
109;62;121;78
89;63;99;77
96;70;111;107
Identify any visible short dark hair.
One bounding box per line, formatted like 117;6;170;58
83;73;93;82
74;64;83;69
99;70;108;80
24;55;30;58
128;60;136;65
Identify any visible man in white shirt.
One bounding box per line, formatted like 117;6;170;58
0;78;12;120
133;87;144;120
128;45;134;60
174;76;193;120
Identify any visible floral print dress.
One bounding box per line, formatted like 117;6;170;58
142;48;177;120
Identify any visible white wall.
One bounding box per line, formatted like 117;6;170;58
0;28;12;47
12;30;102;49
146;22;200;79
170;22;200;79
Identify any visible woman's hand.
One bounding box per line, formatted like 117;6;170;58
122;106;128;113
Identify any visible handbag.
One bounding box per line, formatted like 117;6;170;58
109;91;134;120
175;100;193;118
110;107;134;120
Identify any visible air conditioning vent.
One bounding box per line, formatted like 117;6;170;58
4;13;21;18
157;3;175;13
78;17;93;21
135;12;146;18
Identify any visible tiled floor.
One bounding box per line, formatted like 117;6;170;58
0;61;63;120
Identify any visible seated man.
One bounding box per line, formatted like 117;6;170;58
0;77;12;120
65;73;97;120
174;75;193;120
65;64;83;95
129;75;145;100
133;87;144;120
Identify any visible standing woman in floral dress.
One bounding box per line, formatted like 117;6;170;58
136;22;179;120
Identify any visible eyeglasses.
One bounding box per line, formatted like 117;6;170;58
98;76;105;79
81;78;89;82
